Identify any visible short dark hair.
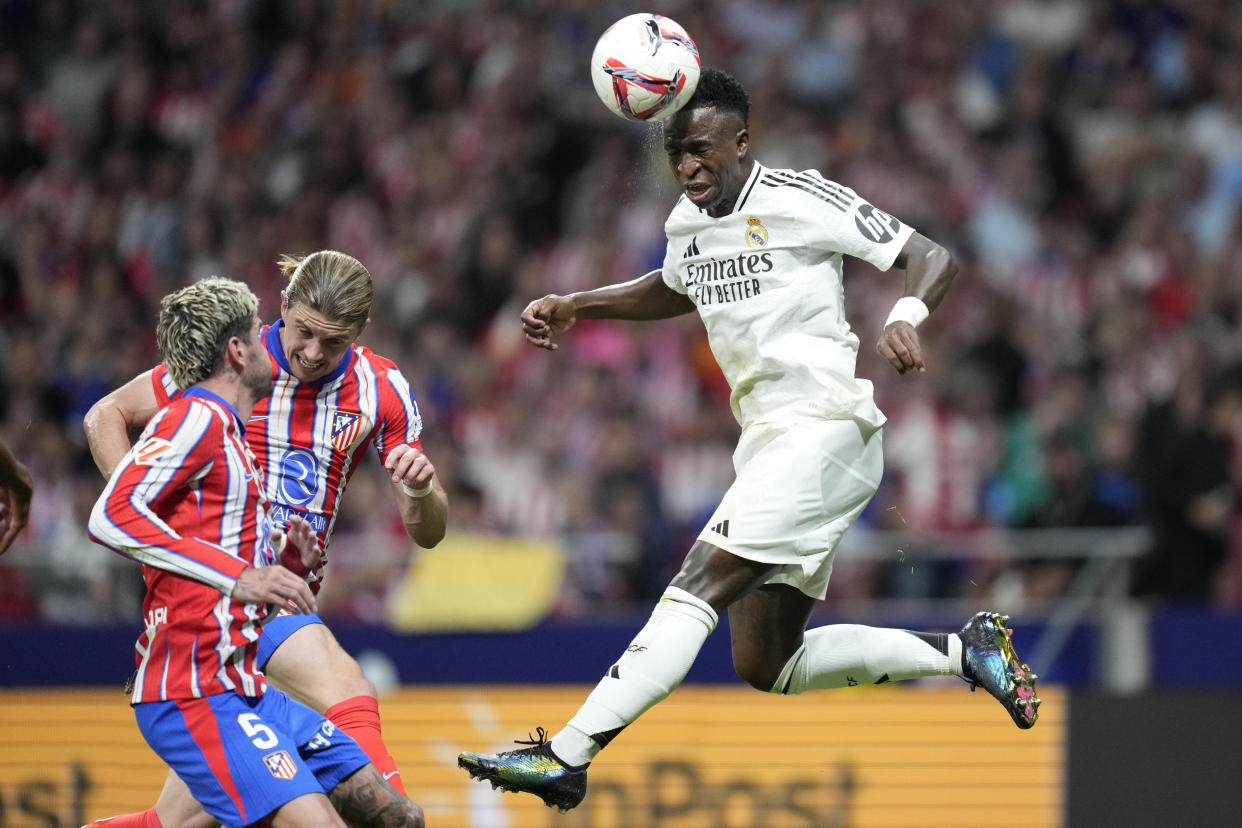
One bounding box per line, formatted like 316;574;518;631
684;67;750;127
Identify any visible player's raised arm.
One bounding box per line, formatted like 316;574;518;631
521;270;695;350
386;444;448;548
84;368;163;478
876;231;958;376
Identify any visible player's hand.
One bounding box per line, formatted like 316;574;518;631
0;464;33;556
877;322;926;375
521;294;577;351
232;565;316;615
386;443;436;493
271;514;319;576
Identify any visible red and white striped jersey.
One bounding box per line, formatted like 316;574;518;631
88;388;274;703
151;320;424;593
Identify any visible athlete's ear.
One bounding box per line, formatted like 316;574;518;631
280;291;289;315
736;128;749;159
357;317;371;338
225;335;247;375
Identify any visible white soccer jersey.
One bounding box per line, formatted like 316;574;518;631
661;162;914;430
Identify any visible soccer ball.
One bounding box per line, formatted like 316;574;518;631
590;13;700;123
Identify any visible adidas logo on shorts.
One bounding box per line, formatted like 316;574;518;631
709;519;730;538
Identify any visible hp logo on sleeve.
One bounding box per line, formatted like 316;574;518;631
854;203;900;244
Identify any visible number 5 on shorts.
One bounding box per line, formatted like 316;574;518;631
237;712;279;749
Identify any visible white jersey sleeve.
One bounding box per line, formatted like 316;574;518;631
661;223;689;294
771;169;913;271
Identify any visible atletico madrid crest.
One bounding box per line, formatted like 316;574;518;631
330;410;362;452
263;750;298;780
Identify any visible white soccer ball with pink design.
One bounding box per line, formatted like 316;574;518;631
590;13;701;122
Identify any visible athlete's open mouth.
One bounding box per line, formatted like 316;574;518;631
685;181;712;203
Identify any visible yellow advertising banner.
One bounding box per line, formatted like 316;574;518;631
0;684;1064;827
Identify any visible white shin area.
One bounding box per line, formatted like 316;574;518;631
552;586;718;766
771;624;958;694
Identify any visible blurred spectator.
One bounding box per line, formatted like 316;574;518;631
1135;370;1242;602
1026;427;1133;530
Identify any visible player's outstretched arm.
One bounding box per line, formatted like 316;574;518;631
386;444;448;548
84;369;162;478
0;439;32;556
521;270;695;351
877;232;957;375
521;294;578;351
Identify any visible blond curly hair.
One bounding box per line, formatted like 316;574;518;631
156;278;259;388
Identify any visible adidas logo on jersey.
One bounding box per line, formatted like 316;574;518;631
709;519;730;538
683;236;700;259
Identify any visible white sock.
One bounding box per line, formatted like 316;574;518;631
551;586;718;766
948;631;964;677
771;625;957;694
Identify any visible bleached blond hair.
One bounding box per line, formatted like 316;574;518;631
156;277;259;388
278;250;373;331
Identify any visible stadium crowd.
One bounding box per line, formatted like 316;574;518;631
1;0;1241;624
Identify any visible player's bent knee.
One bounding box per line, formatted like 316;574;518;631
314;633;378;700
732;646;792;692
354;672;378;700
266;624;379;708
763;642;809;695
735;660;783;692
331;662;378;701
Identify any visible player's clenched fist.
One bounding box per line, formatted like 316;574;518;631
385;443;436;491
521;295;578;350
877;321;926;375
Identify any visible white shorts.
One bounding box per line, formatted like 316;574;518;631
697;417;883;599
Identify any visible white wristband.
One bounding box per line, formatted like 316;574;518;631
884;296;930;329
401;481;434;498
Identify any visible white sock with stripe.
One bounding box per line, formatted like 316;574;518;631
771;625;961;694
550;586;718;767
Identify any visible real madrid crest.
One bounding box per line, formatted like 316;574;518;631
745;216;768;247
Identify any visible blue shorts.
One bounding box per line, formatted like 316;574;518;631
134;690;371;828
257;609;325;668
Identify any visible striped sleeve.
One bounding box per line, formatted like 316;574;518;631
372;362;424;463
87;402;249;594
150;363;180;406
764;168;914;271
